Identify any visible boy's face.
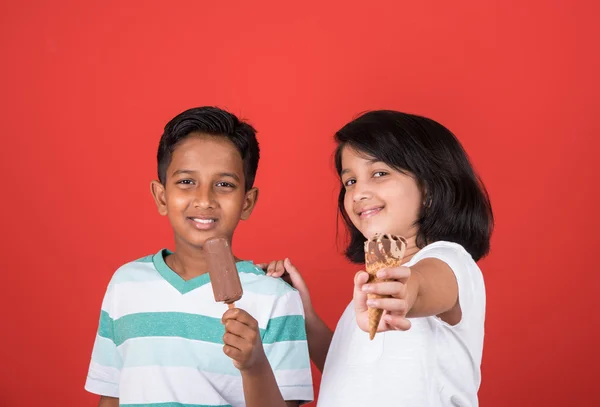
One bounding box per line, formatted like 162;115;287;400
151;133;258;249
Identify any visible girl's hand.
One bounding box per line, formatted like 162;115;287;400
256;258;314;316
222;308;268;372
353;266;414;332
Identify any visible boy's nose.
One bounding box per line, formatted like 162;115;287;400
193;186;216;208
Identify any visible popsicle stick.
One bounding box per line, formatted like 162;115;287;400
227;303;235;309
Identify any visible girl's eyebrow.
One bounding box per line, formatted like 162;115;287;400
341;159;382;175
367;158;382;165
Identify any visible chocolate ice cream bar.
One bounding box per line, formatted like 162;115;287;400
204;236;243;306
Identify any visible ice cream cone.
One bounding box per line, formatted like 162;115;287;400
364;234;407;340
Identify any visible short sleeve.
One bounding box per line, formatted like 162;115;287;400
262;289;314;404
84;283;122;397
412;241;485;325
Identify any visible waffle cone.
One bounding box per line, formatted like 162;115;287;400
364;234;407;340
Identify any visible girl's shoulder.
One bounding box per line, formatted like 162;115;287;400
409;241;473;265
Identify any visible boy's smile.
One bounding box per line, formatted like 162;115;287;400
151;133;258;249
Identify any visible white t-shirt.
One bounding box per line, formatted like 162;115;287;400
317;241;486;407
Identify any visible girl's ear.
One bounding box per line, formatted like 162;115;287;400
420;181;431;208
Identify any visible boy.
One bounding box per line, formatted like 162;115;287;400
85;107;313;407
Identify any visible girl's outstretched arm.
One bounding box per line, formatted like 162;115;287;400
355;258;460;333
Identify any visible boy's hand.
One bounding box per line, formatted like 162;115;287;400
222;308;268;372
354;266;415;332
257;258;314;315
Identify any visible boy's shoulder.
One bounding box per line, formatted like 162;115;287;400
236;261;298;298
108;250;162;286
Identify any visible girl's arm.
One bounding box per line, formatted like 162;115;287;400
304;308;333;372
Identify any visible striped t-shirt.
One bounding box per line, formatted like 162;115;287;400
85;249;314;406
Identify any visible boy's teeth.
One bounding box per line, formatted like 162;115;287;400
193;218;214;224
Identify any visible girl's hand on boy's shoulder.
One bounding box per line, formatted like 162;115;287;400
256;258;313;313
354;266;416;333
221;308;268;373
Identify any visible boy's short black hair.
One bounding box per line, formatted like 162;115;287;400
335;110;494;263
157;106;260;191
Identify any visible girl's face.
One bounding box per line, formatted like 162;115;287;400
340;146;423;242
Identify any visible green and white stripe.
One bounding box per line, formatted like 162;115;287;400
85;249;313;406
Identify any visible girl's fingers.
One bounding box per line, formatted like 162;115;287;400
383;314;412;331
362;281;407;297
366;297;408;313
376;266;411;282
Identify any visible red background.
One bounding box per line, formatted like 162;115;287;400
1;1;599;406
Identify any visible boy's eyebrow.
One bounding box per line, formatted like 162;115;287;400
172;169;241;182
219;172;241;182
172;169;196;176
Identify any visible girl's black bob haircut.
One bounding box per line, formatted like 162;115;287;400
335;110;494;263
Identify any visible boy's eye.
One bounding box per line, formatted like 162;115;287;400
216;181;235;188
373;171;388;178
177;179;194;185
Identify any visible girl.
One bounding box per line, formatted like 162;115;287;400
260;110;493;406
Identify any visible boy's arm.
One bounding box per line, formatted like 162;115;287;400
85;283;122;399
222;308;290;407
98;396;119;407
240;360;298;407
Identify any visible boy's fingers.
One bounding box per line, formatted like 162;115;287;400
223;319;250;337
223;331;245;351
224;320;259;344
223;344;243;360
222;308;259;330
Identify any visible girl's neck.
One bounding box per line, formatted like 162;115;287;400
400;233;421;265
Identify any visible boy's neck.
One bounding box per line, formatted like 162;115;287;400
167;237;241;281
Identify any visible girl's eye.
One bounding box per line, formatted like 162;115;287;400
373;171;388;178
216;182;235;188
344;178;356;187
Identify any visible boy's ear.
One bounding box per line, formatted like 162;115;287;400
241;187;259;220
150;180;168;216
